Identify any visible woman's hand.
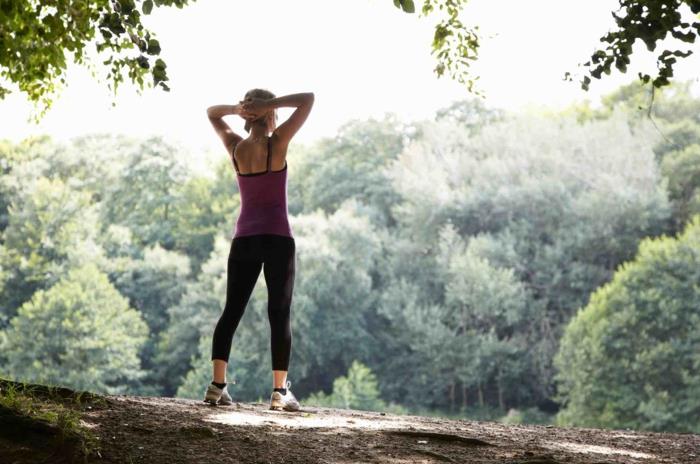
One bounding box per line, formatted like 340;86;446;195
241;97;272;119
233;102;257;121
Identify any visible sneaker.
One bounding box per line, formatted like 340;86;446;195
203;382;233;406
269;380;300;411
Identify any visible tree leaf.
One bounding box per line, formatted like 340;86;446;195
400;0;415;13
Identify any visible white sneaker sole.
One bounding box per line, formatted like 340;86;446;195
269;393;300;411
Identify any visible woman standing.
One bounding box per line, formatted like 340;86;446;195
203;89;314;410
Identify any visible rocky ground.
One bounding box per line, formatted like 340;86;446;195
4;388;698;464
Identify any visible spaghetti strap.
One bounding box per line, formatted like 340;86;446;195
232;149;240;174
266;136;271;173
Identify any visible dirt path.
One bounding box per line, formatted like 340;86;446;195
76;394;700;463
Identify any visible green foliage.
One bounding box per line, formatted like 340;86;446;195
0;263;149;394
434;98;506;135
100;224;141;258
99;136;189;248
575;79;700;234
378;108;671;410
391;0;486;94
0;0;191;119
283;202;383;388
375;222;532;411
2;80;699;430
3;0;696;120
108;243;190;334
393;0;415;14
561;1;700;93
0;177;103;321
170;157;240;271
554;215;700;433
154;234;229;395
391;1;700;99
654;118;700;158
661;142;700;229
439;223;531;403
601;79;700;129
294;115;407;228
175;333;219;400
104;243;190;394
601;81;700;235
304;360;406;413
0;138;27;233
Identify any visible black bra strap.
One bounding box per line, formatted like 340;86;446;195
232;145;240;174
232;138;270;175
266;136;271;173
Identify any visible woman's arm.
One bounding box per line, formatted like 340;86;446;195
243;92;314;145
206;103;249;157
207;103;250;119
263;92;315;110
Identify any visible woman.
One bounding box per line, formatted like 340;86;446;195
203;89;314;410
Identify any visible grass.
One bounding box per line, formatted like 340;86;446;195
0;377;109;463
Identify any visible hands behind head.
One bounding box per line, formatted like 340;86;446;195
235;100;255;121
239;97;271;121
238;108;257;121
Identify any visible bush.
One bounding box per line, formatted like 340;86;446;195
554;215;700;433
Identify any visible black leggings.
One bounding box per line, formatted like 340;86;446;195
211;234;296;370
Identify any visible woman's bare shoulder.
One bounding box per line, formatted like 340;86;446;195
233;138;251;156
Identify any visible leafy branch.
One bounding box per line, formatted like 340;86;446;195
0;0;192;121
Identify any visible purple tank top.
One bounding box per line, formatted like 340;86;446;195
231;136;294;239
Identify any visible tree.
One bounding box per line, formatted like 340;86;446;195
595;80;700;234
378;109;671;409
554;215;700;433
393;0;700;103
304;360;405;412
0;263;149;394
108;243;190;333
399;0;485;97
1;0;191;119
170;157;240;272
152;233;229;396
99;135;189;248
0;138;29;233
434;97;506;135
294;114;408;228
437;223;532;411
8;0;698;119
563;1;700;94
283;201;383;393
0;177;103;324
661;142;700;231
375;222;531;413
104;243;190;394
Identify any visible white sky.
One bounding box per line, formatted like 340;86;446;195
1;0;699;163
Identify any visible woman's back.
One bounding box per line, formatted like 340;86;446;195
232;135;293;239
233;134;288;174
205;91;314;239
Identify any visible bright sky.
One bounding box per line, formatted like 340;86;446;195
2;0;699;163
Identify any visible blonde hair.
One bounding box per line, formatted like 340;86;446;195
243;88;278;134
